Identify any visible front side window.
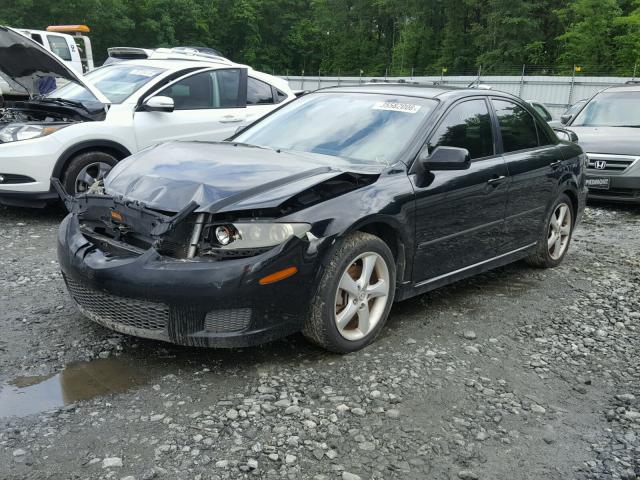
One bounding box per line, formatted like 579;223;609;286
51;65;165;104
572;91;640;127
47;35;71;61
427;99;494;160
247;77;274;105
236;92;437;166
493;99;539;153
159;68;242;110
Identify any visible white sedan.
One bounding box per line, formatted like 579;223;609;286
0;26;294;207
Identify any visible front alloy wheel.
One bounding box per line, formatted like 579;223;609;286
334;252;390;341
303;232;396;353
75;162;113;194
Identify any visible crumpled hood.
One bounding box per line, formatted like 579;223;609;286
570;126;640;156
105;141;383;213
0;26;108;103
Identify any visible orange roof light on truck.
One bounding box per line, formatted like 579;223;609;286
46;25;90;34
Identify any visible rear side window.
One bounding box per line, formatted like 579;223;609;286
47;35;72;61
247;77;274;105
428;99;494;160
493;100;539;152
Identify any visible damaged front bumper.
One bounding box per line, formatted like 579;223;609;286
56;191;330;348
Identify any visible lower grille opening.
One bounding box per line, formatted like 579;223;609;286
64;275;169;331
204;308;252;332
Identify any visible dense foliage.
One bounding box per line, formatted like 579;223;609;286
1;0;639;76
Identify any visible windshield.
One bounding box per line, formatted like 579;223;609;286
572;91;640;127
235;92;437;165
50;65;165;104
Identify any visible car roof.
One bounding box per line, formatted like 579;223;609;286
604;83;640;93
318;83;517;101
102;58;292;93
114;58;237;71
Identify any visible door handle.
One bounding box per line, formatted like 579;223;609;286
487;175;507;186
220;116;243;124
549;160;562;168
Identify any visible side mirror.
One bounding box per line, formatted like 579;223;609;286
560;113;572;125
553;127;579;143
143;96;174;113
419;146;471;171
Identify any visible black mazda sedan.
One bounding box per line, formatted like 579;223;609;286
56;85;587;353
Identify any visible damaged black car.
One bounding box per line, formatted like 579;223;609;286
57;85;587;352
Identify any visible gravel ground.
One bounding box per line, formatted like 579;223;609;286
0;203;638;480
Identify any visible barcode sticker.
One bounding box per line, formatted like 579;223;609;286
373;101;422;113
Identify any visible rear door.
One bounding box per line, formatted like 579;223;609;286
490;98;562;251
411;97;509;282
133;67;248;149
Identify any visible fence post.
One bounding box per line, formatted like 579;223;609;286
359;69;363;85
633;63;637;82
411;67;414;79
301;70;304;90
476;65;482;86
318;70;321;90
568;65;576;105
518;64;526;97
338;69;341;86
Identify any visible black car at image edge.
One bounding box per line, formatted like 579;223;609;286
56;84;587;353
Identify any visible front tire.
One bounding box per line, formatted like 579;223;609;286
62;151;118;195
303;232;396;353
526;193;574;268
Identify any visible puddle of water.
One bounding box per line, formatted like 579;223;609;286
0;356;164;418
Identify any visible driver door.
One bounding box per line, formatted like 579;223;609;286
411;98;509;283
133;68;248;150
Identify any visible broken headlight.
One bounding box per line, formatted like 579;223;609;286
0;123;70;143
208;222;311;249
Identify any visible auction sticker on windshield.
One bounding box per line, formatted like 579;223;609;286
585;177;610;190
373;101;422;113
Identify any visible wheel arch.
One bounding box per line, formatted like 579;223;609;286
343;217;409;285
52;140;132;180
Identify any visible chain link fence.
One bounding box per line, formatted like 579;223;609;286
278;65;638;117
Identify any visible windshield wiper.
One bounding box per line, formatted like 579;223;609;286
38;97;89;111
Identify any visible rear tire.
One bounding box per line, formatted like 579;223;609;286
526;193;574;268
303;232;396;353
62;151;118;195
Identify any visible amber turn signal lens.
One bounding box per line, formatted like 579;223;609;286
259;266;298;285
110;210;124;222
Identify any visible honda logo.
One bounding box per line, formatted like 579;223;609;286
594;160;607;169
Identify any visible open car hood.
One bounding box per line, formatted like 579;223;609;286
0;26;109;104
104;142;382;213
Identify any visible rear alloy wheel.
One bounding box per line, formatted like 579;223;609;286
526;193;575;268
547;203;572;260
303;232;396;353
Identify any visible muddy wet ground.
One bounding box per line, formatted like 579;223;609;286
0;203;638;480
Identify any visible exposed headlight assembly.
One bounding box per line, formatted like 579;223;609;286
0;123;70;143
210;222;311;249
